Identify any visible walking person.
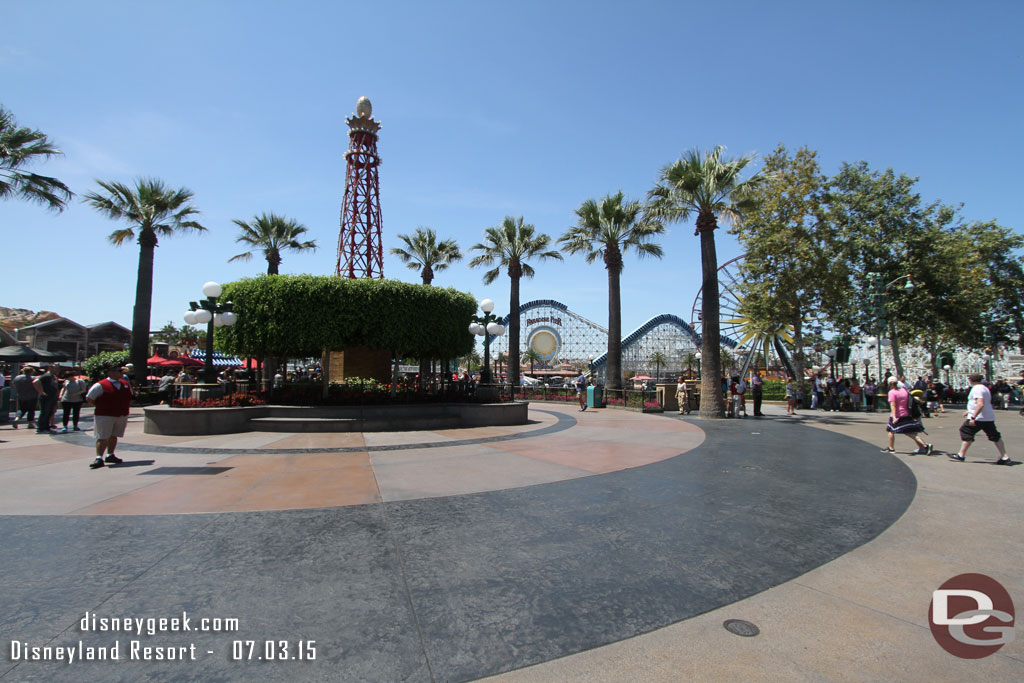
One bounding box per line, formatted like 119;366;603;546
881;378;932;455
157;368;178;405
85;363;134;469
33;364;61;433
11;367;38;429
951;373;1011;464
676;375;689;415
751;370;764;416
574;372;588;412
58;370;88;432
785;378;796;415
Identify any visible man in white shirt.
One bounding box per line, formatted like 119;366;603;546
952;373;1010;464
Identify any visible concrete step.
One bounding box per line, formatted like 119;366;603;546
247;415;463;433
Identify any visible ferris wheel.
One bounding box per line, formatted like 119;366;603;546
690;254;797;377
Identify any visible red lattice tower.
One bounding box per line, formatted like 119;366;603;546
335;96;384;278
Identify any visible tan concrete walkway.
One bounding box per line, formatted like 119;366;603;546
0;403;703;515
487;405;1024;682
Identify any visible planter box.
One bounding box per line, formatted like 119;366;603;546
144;401;529;436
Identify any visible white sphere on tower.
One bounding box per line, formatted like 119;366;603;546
356;96;372;118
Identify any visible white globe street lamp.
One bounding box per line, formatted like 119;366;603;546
184;281;238;383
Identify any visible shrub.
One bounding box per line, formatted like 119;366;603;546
215;275;477;360
81;350;131;381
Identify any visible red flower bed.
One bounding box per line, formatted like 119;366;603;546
171;394;267;408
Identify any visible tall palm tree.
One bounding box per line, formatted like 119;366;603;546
0;106;72;211
682;351;698;376
559;192;664;391
390;227;462;285
84;178;206;377
229;212;317;275
469;216;562;387
648;146;764;418
521;348;543;377
649;351;668;381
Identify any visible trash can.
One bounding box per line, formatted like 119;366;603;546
587;384;604;408
0;387;10;424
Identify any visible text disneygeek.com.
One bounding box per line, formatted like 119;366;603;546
7;612;317;664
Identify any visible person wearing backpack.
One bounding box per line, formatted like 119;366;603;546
881;379;931;455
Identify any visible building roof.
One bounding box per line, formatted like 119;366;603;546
86;321;131;333
16;317;87;331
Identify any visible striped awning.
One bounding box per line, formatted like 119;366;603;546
188;350;243;367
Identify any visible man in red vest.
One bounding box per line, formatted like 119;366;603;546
85;363;134;469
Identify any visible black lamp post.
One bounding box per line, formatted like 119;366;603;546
469;298;505;385
184;281;237;384
866;272;914;381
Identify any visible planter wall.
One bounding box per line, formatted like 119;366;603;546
144;401;528;436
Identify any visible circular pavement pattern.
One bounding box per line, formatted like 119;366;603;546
0;406;915;682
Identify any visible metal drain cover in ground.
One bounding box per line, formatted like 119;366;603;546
723;619;760;637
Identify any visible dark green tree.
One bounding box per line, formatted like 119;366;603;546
648;146;764;418
0;105;72;211
732;144;837;389
559;192;664;390
469;216;562;387
229;212;317;275
390;227;462;285
84;178;206;377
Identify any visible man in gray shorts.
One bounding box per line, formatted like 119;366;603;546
85;364;134;469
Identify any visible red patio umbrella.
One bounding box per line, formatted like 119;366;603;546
147;354;168;365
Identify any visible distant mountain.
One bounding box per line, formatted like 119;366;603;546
0;307;61;332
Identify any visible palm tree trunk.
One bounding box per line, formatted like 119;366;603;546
698;218;724;418
131;231;158;383
508;276;521;388
606;266;623;391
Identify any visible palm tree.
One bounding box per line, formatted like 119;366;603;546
521;348;543;377
154;321;181;345
682;351;698;376
0;106;72;211
560;192;664;391
649;351;668;381
229;212;317;275
469;216;563;387
84;178;207;376
648;146;764;418
390;227;462;285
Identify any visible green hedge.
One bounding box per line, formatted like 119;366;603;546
81;350;131;381
215;275;478;359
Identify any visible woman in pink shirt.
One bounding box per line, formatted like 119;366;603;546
882;379;931;455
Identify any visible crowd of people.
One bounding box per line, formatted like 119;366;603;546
8;362;133;469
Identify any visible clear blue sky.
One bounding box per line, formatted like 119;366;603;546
3;1;1022;346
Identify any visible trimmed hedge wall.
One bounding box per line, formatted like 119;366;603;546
215;275;477;359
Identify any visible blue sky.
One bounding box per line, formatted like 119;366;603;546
3;1;1022;348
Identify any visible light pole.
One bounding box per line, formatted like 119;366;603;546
587;353;595;379
943;363;952;387
866;272;914;381
826;348;836;379
184;281;238;384
468;298;505;385
695;351;701;380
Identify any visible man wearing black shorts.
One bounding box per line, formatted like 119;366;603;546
951;373;1010;464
